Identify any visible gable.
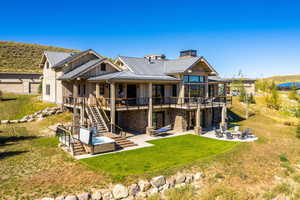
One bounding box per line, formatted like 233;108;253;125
183;58;217;76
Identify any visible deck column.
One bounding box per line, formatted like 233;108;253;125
220;104;227;129
110;82;116;133
178;80;184;104
146;82;154;135
194;102;202;135
96;83;100;98
205;77;209;98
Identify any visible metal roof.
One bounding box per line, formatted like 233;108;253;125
59;58;105;80
119;56;216;75
88;71;179;82
44;51;74;67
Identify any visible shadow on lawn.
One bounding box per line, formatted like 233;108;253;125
0;136;38;146
228;109;245;122
0;98;17;102
0;151;28;160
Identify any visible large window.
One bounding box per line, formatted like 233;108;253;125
101;63;106;71
185;85;205;97
183;75;205;83
46;84;50;95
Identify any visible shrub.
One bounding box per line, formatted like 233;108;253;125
266;87;281;110
296;123;300;139
288;87;298;101
0;90;2;100
279;154;289;162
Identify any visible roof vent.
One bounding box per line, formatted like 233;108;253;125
144;54;166;61
180;50;197;58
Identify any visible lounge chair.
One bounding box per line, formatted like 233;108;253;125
245;128;253;137
215;130;223;138
239;131;247;139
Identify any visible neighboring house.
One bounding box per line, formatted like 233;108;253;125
41;49;230;136
0;72;42;94
226;78;256;96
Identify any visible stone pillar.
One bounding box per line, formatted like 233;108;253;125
146;82;154;135
178;81;185;104
73;81;78;98
194;103;202;135
220;104;227;129
110;82;116;133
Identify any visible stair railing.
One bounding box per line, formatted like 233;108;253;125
95;98;126;137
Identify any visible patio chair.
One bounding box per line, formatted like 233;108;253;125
226;132;234;139
215;130;223;138
245;128;253;137
233;126;240;132
220;125;227;134
239;131;247;139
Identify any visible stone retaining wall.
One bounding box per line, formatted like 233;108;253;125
41;172;203;200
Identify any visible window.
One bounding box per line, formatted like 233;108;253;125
101;63;106;71
46;84;50;95
183;75;205;83
83;84;86;95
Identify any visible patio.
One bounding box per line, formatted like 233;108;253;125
75;127;257;159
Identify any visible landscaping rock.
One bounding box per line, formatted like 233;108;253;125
55;196;65;200
77;192;90;200
194;172;203;180
185;174;193;183
160;183;170;192
112;184;129;199
10;120;19;123
138;180;151;192
1;120;9;124
91;190;102;200
175;174;186;184
128;183;140;196
151;175;166;188
65;195;78;200
135;192;147;199
42;198;55;200
175;183;186;188
147;187;159;197
102;190;113;200
27;118;35;122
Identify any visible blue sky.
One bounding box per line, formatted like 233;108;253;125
1;0;300;78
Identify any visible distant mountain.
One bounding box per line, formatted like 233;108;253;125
0;41;79;73
266;74;300;83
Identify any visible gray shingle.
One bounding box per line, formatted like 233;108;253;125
44;51;74;67
59;58;105;80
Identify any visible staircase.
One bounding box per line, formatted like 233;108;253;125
86;105;137;149
110;135;137;149
86;106;109;135
72;140;86;156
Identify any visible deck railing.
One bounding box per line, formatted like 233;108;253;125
63;96;232;109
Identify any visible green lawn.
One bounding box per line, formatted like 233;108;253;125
80;135;238;179
0;93;55;120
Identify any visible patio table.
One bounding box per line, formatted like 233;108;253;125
231;131;241;138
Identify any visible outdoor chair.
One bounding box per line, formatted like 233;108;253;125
215;130;223;138
245;128;253;137
226;132;234;139
239;131;247;139
233;126;240;132
220;125;227;134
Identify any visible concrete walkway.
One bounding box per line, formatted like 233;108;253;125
200;129;258;142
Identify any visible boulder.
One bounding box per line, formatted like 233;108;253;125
128;183;140;196
185;174;193;183
135;192;147;199
77;192;90;200
10;120;19;123
102;190;113;200
19;119;27;123
194;172;203;181
112;184;129;199
175;183;186;188
56;110;63;114
91;190;102;200
151;175;166;188
161;183;170;193
138;180;151;192
42;198;55;200
147;187;159;197
27;118;35;122
175;174;186;184
1;120;9;124
64;195;78;200
55;196;65;200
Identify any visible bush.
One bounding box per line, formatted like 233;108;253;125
0;90;2;100
266;87;281;110
288;87;298;101
296;123;300;139
279;154;289;162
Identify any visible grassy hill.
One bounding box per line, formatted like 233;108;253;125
266;74;300;83
0;41;79;73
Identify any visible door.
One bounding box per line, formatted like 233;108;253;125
127;84;137;105
187;111;196;130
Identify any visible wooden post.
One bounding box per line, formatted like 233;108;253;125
205;76;209;98
146;82;154;135
110;82;116;133
96;83;100;98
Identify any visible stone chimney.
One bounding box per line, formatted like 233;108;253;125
180;50;197;58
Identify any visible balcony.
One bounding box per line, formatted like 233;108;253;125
63;96;232;111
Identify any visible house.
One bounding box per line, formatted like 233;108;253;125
40;49;230;138
226;78;256;96
0;72;42;94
